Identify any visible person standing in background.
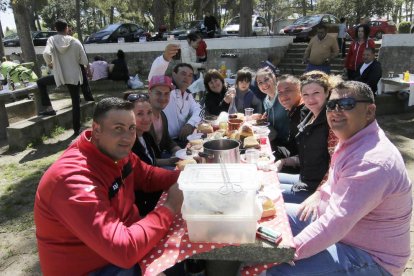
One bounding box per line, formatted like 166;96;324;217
204;11;220;38
337;18;347;58
42;19;89;135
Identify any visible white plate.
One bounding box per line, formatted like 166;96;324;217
240;152;275;164
187;133;204;141
175;149;195;160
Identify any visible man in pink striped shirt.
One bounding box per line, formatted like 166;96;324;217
267;81;412;275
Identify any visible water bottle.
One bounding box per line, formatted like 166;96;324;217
228;89;238;119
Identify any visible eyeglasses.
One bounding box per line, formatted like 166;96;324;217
127;93;149;102
326;97;373;112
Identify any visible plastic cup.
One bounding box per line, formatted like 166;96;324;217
245;149;260;164
244;108;254;121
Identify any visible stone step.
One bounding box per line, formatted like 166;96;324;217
278;63;345;70
7;101;95;150
5;99;36;124
52;79;130;93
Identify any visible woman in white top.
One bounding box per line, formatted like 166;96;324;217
181;33;205;71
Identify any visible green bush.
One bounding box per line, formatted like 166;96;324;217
398;21;411;33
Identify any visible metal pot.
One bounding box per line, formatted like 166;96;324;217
199;139;240;163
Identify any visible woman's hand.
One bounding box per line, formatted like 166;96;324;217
223;87;236;104
296;190;321;221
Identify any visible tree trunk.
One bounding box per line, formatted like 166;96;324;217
76;0;83;43
151;0;167;31
239;0;252;37
11;0;41;77
302;0;307;16
110;6;114;24
167;0;178;29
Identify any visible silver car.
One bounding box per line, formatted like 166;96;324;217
221;15;270;36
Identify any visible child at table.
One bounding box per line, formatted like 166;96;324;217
225;67;263;114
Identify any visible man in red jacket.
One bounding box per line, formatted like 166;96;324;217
34;97;183;275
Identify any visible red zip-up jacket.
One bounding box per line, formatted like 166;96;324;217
34;130;180;275
345;39;375;71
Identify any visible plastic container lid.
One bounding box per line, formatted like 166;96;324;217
178;163;259;191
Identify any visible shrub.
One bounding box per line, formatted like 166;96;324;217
398;21;411;33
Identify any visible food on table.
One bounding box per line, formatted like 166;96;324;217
176;158;197;170
259;196;276;218
197;122;213;134
239;125;254;139
227;130;240;140
258;152;271;162
244;136;260;149
186;148;192;155
189;139;203;146
254;118;269;126
236;113;245;120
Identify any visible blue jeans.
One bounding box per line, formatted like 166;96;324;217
305;63;331;74
266;204;391;276
278;173;310;204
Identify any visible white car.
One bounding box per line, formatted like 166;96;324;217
221;15;270;36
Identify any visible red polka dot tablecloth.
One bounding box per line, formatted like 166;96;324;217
138;170;295;276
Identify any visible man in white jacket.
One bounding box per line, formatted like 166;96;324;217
148;44;202;146
42;19;89;135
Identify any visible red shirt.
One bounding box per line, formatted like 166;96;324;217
345;39;375;71
34;130;180;275
196;39;207;59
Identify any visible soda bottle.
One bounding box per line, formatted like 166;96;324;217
219;61;227;78
403;71;410;82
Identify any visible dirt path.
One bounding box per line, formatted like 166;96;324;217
0;112;413;275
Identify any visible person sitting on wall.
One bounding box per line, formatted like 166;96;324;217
109;49;129;82
354;47;382;94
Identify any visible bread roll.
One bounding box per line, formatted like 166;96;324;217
189;139;203;146
176;159;197;171
197;123;213;134
260;196;276;218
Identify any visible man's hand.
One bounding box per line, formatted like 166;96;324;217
296;190;321;221
179;124;194;141
274;159;284;172
163;44;180;62
163;183;183;214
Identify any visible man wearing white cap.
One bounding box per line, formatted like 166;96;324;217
148;44;202;146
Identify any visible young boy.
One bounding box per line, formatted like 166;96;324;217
227;67;263;114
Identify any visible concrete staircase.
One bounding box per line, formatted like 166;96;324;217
278;41;382;76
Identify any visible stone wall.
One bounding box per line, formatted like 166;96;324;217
5;36;293;80
379;34;414;77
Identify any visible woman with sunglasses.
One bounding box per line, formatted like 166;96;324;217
276;71;338;217
127;93;170;216
255;67;290;149
203;69;230;116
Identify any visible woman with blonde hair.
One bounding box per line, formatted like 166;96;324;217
276;71;339;220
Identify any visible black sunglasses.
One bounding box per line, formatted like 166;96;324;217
127;93;149;102
326;97;373;112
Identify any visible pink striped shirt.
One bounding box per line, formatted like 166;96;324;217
294;121;412;275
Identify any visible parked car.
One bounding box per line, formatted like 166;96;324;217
163;20;220;40
221;15;270;36
3;31;57;47
281;14;340;41
84;23;150;43
347;19;397;40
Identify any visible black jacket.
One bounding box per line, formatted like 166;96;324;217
131;132;162;217
355;60;382;93
295;106;330;192
205;90;229;116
